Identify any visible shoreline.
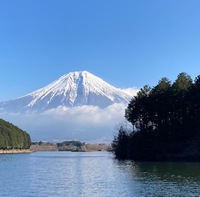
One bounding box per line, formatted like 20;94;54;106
0;149;32;154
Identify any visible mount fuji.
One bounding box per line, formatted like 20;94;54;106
0;71;133;113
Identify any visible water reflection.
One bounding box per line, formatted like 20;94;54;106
114;159;200;196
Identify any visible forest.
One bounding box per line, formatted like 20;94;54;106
0;118;31;150
112;72;200;161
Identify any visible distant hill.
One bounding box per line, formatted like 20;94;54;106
0;119;31;150
30;141;112;152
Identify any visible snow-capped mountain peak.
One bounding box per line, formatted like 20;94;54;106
0;71;133;113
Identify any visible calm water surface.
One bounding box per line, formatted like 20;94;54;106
0;151;200;197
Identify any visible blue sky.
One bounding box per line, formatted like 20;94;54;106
0;0;200;101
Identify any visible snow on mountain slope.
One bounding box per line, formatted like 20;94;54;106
0;71;133;113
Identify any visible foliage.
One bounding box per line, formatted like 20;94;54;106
57;141;85;148
112;125;131;159
112;72;200;161
0;118;31;150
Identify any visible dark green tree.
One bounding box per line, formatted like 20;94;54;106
112;126;130;159
113;72;200;161
0;119;31;150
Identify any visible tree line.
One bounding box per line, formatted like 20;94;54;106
57;141;85;148
0;118;31;149
112;72;200;161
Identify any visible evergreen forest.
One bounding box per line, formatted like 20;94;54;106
0;118;31;150
112;72;200;161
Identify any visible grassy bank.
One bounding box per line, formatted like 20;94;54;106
0;149;32;154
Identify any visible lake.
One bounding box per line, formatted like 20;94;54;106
0;151;200;197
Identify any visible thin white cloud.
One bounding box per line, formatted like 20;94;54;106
121;87;139;97
0;103;128;143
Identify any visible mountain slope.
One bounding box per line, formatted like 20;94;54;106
0;71;132;113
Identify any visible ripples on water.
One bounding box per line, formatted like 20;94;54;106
0;151;200;197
